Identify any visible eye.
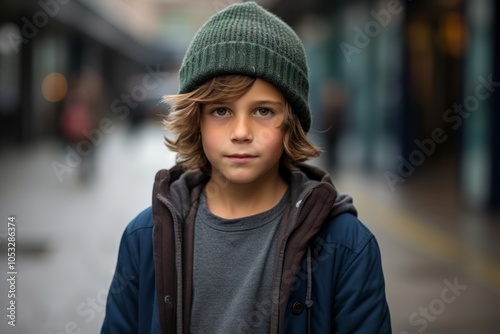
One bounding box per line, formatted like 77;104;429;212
254;108;274;117
210;108;230;117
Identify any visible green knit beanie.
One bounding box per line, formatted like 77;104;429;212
179;1;311;133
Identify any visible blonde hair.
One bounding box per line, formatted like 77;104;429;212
162;75;320;173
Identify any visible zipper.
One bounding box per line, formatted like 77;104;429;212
270;187;314;333
157;193;184;334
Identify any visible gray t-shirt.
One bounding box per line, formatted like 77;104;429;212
190;189;288;334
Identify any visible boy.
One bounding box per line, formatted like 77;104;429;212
101;2;391;333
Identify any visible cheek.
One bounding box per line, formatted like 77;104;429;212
256;128;274;146
201;127;225;158
256;129;284;157
255;116;285;147
201;135;216;157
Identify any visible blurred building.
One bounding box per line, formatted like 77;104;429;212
0;0;186;145
1;0;499;210
268;0;499;211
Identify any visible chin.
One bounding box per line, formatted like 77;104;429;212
212;162;278;186
219;170;262;185
225;174;258;185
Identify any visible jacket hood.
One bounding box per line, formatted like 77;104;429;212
284;163;357;218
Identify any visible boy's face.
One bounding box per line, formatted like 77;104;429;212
200;78;286;186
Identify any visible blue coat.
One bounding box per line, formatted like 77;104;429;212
102;164;391;333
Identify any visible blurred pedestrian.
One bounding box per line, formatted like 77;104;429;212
101;2;391;333
320;80;347;171
59;86;95;182
58;69;104;182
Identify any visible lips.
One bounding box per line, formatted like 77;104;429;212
227;154;255;158
225;154;257;163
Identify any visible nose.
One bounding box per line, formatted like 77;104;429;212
230;114;253;143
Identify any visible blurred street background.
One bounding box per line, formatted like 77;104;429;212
0;0;499;333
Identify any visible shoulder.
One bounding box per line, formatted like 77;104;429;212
123;207;154;237
314;212;385;280
316;212;375;255
116;207;154;266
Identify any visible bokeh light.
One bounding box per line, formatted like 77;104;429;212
42;72;68;102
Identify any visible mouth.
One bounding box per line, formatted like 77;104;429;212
225;154;257;163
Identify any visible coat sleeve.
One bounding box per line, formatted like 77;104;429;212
332;236;392;333
101;227;140;333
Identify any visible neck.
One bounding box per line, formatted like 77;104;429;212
205;169;288;219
